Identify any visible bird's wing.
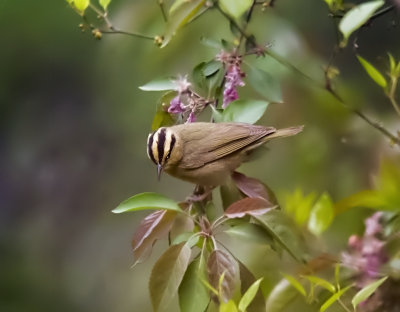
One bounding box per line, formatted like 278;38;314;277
179;123;275;169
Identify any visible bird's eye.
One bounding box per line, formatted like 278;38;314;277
166;155;170;160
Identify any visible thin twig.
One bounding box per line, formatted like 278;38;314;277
101;29;154;40
388;77;400;118
338;298;352;312
88;3;155;40
367;5;395;23
216;5;400;146
157;0;168;22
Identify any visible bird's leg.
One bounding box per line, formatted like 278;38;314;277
186;185;214;203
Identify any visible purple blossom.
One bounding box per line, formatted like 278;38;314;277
168;96;185;114
186;111;196;123
364;212;383;236
222;65;245;108
341;212;388;288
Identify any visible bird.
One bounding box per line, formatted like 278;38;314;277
147;122;303;187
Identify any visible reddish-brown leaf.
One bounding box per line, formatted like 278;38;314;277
132;209;177;265
207;250;237;302
232;172;278;204
225;197;276;218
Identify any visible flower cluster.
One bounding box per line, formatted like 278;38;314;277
216;51;245;108
342;212;387;288
167;76;206;123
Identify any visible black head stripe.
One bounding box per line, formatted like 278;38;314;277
157;128;167;164
166;134;176;160
147;133;157;164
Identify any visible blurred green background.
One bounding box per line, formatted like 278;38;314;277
1;0;399;311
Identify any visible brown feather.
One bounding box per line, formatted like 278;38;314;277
174;123;276;169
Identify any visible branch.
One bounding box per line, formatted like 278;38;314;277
88;3;155;40
216;3;400;146
157;0;168;22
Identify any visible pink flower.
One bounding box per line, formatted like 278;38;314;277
222;65;245;108
186;111;196;123
341;212;387;288
168;96;185;114
364;212;383;236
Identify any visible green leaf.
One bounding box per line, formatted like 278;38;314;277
200;36;223;49
218;0;252;19
281;274;306;297
388;53;396;73
238;261;265;312
324;0;344;12
99;0;111;10
377;159;400;210
139;78;177;91
192;61;224;96
203;60;222;77
308;192;334;236
162;0;206;47
283;188;316;226
265;278;302;312
172;232;199;247
132;210;177;265
179;258;210;312
73;0;89;12
339;0;384;47
149;242;192;311
220;300;238;312
320;285;352;312
152;91;177;131
225;223;273;245
238;278;263;312
334;190;386;214
220;99;269;124
351;276;387;309
112;192;182;213
357;55;387;88
170;0;189;14
253;210;308;263
301;275;336;293
247;65;283;103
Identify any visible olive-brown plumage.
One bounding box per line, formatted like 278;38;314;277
147;122;303;186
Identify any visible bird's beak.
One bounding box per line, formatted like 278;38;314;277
157;163;163;181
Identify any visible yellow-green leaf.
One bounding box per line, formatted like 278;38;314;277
73;0;90;12
357;55;387;88
220;300;238;312
162;0;206;47
238;278;263;312
308;192;334;236
99;0;111;10
301;275;336;293
179;258;210;312
281;273;306;297
320;285;352;312
351;276;387;309
334;190;386;214
112;192;182;213
339;0;384;46
218;0;252;19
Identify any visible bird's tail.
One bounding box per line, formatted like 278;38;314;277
267;125;304;140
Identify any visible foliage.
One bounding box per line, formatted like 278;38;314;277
65;0;400;311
